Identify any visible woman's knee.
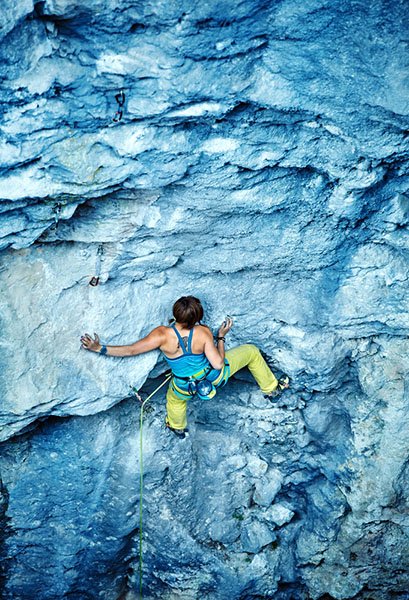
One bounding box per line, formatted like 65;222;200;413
242;343;260;358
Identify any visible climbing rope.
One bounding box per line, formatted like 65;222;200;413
130;373;172;599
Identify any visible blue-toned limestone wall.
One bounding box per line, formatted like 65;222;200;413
0;1;408;599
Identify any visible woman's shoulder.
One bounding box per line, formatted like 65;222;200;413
195;324;213;338
150;325;168;339
154;325;174;348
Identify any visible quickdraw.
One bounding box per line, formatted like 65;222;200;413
51;202;62;230
113;90;125;122
89;244;104;287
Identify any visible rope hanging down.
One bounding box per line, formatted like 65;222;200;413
131;373;172;600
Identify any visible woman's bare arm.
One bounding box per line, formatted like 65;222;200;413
203;317;233;370
81;327;166;357
204;329;224;370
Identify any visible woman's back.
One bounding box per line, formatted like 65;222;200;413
160;323;209;359
161;323;210;378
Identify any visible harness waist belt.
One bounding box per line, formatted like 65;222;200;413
173;366;212;382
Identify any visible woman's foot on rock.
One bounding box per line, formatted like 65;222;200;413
166;423;189;439
264;376;290;402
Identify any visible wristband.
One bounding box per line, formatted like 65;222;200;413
216;336;226;342
100;345;107;355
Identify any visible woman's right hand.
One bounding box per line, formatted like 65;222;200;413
218;317;233;337
81;333;102;352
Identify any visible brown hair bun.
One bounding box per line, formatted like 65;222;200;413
172;296;204;329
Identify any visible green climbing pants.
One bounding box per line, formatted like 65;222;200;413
166;344;279;430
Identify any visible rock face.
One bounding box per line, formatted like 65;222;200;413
0;0;409;599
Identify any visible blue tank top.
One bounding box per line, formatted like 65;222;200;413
162;324;210;378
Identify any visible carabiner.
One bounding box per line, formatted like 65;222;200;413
115;91;125;106
113;109;123;122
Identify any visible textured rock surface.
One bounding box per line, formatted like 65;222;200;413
1;0;409;598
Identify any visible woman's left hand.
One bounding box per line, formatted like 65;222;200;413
81;333;102;352
218;317;233;337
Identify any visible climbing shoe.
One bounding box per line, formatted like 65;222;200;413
264;376;290;402
166;424;188;439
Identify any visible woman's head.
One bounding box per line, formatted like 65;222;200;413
172;296;204;329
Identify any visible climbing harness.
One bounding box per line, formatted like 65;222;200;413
170;360;230;401
89;244;104;286
172;366;216;400
113;90;125;122
130;372;172;600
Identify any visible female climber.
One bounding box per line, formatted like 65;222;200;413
80;296;289;438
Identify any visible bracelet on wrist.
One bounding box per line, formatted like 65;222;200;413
99;345;108;355
216;336;226;342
